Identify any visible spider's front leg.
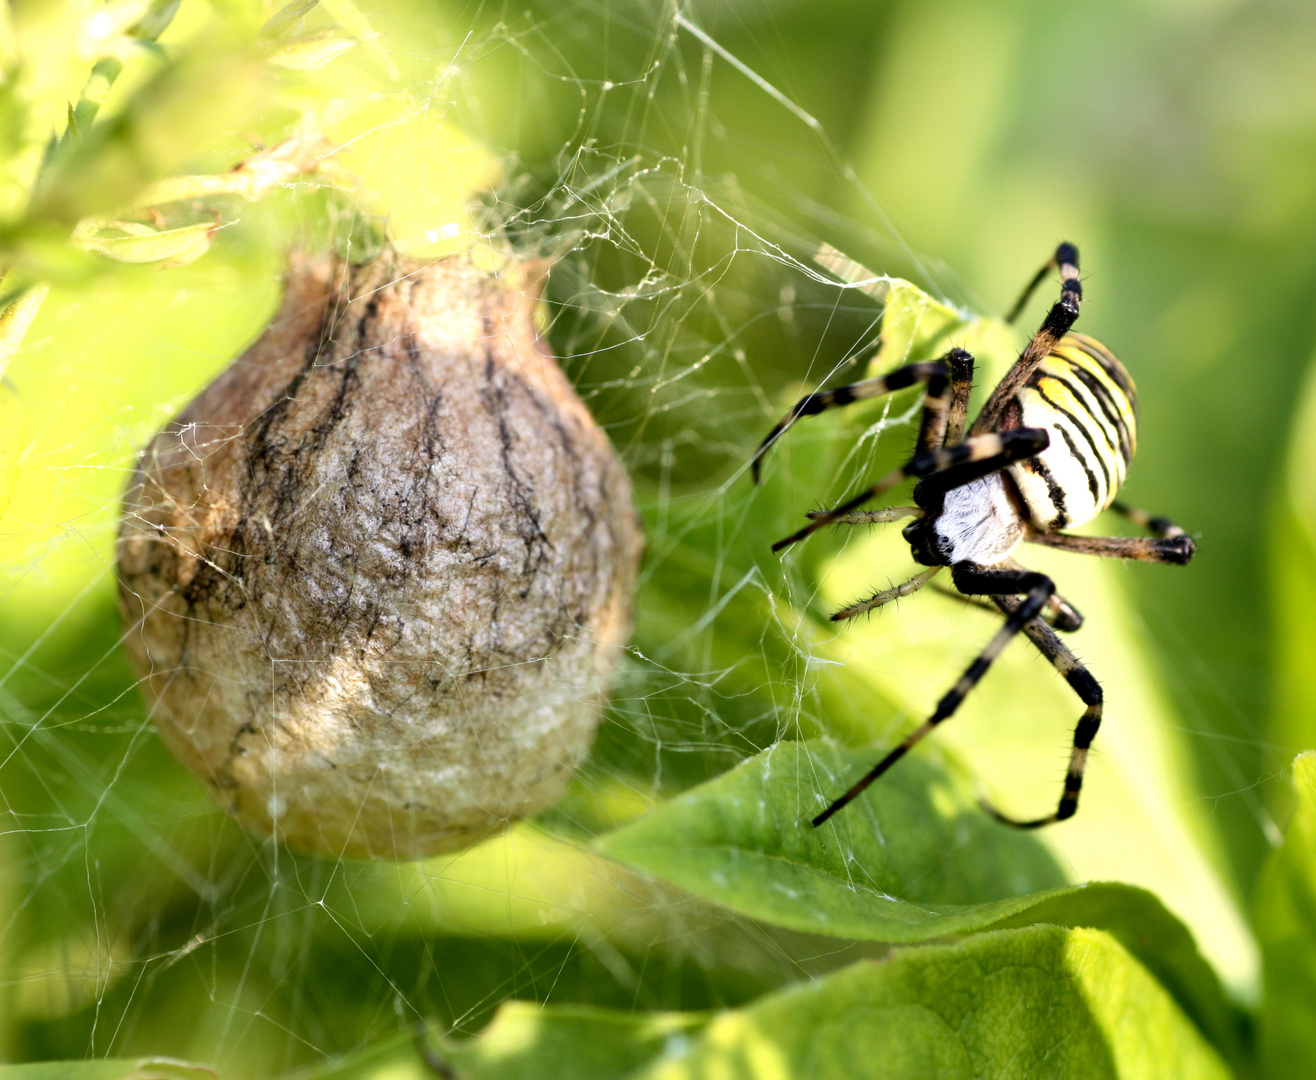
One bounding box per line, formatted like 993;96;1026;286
971;242;1082;436
754;347;973;515
751;354;964;484
812;563;1056;827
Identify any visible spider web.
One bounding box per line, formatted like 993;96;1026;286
0;0;1291;1073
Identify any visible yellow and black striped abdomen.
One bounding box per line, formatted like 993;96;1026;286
1006;333;1138;531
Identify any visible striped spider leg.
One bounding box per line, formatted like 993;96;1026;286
1027;499;1195;564
929;560;1085;632
811;561;1063;827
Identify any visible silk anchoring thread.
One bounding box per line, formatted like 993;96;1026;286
117;251;643;859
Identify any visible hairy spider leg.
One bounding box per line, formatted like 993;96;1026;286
812;563;1057;827
800;507;943;621
772;427;1050;553
971;242;1082;436
804;507;922;524
1029;529;1195;564
830;566;943;622
1029;499;1195;564
977;593;1104;828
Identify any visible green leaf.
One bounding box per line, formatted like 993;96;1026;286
635;927;1231;1080
425;929;1230;1080
72;220;217;265
596;739;1066;928
1257;752;1316;1077
0;1060;214;1080
439;1003;710;1080
595;740;1245;1065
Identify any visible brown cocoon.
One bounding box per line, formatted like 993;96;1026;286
117;251;642;859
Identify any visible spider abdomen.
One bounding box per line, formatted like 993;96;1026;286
1005;333;1138;531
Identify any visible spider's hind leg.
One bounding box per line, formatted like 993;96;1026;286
1025;500;1197;564
812;562;1055;827
931;578;1084;632
978;595;1103;828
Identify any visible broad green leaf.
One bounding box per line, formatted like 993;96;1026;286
0;1060;213;1080
595;740;1244;1064
72;220;216;265
596;739;1066;929
1257;752;1316;1077
635;927;1230;1080
325;820;855;1005
440;1003;710;1080
418;929;1229;1080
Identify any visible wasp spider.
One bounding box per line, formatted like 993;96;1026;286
753;243;1195;828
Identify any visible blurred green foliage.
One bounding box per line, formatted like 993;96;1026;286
3;0;1316;1077
1256;753;1316;1077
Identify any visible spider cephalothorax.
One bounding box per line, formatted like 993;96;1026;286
752;243;1195;829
